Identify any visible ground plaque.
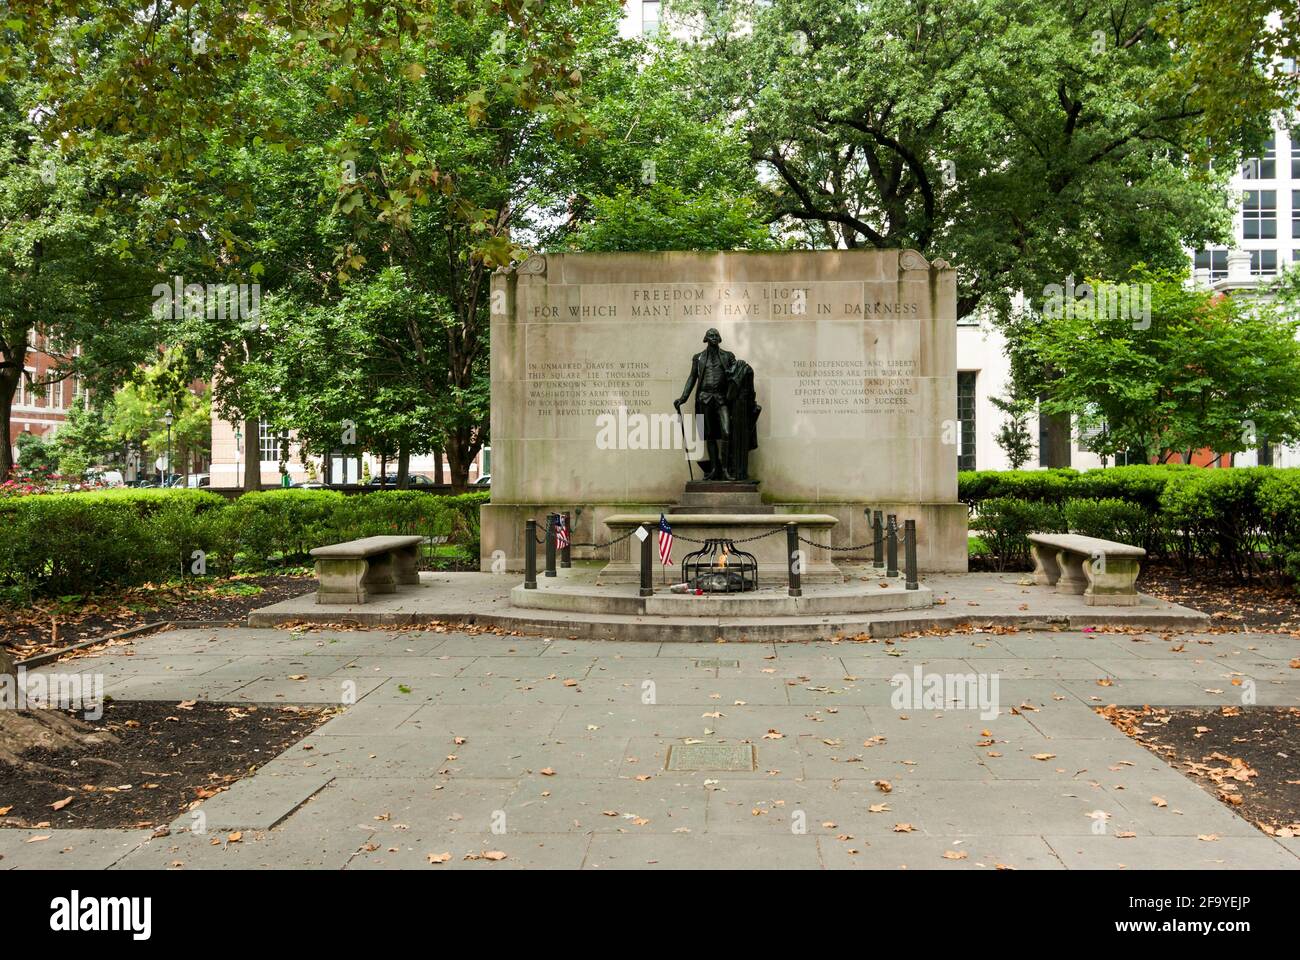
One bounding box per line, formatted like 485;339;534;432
666;742;757;772
483;250;967;572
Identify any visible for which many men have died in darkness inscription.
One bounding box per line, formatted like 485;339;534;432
520;282;923;421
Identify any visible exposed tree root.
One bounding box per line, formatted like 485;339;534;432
0;650;116;771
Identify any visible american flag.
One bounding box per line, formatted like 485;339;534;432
657;513;673;565
555;514;569;549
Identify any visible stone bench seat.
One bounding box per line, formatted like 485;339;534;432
1027;533;1145;607
310;535;425;605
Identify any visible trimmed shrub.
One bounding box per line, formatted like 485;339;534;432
1063;497;1158;555
0;488;491;597
970;497;1064;571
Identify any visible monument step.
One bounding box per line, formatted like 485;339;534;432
684;481;759;494
668;503;775;515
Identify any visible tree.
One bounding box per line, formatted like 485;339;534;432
673;0;1253;315
1011;272;1300;464
106;352;212;480
990;392;1036;470
0;66;160;480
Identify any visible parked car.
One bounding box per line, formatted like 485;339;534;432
367;474;439;488
87;469;125;487
186;473;211;488
474;474;491;487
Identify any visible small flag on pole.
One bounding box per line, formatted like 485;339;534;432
658;513;673;565
556;514;569;549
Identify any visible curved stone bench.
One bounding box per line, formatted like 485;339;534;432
1027;533;1145;607
310;535;425;604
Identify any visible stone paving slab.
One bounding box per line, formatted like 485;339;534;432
0;829;151;870
169;771;335;831
585;832;822;869
1044;835;1300;869
114;827;374;870
818;834;1065;870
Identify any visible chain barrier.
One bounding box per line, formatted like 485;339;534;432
565;528;637;551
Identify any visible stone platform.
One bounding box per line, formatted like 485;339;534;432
511;566;932;617
246;566;1210;642
598;512;843;584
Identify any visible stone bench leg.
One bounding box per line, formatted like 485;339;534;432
362;552;398;596
1030;543;1061;586
316;558;370;605
1054;549;1088;595
393;543;422;585
1083;555;1142;606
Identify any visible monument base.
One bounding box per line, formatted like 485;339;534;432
480;501;968;573
597;511;843;584
675;480;773;515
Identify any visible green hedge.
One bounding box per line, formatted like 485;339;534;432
959;465;1300;579
0;489;489;601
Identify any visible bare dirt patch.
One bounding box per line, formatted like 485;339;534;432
1099;704;1300;837
0;573;314;658
0;700;333;830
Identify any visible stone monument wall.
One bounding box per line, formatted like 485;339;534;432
482;250;968;572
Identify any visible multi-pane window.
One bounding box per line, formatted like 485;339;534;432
1293;190;1300;239
1242;190;1276;240
1194;249;1227;280
1242;136;1276;178
258;418;283;463
1292;132;1300;179
956;371;977;472
641;0;660;35
1250;250;1278;276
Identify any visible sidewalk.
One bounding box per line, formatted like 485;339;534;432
5;625;1297;869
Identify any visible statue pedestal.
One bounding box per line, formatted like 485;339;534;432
597;512;843;585
674;480;772;515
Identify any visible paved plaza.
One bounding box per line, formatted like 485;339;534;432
4;623;1298;870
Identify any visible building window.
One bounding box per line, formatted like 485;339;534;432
1250;250;1279;276
1194;249;1227;280
1292;131;1300;179
1242;190;1276;240
1293;190;1300;239
1242;136;1275;178
258;418;284;463
641;0;661;35
956;371;976;471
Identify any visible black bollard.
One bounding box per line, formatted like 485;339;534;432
872;510;884;568
561;511;572;568
786;522;802;597
524;518;538;589
545;514;557;577
886;514;899;578
639;523;654;597
905;518;918;590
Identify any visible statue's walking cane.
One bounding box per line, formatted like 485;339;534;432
675;402;695;481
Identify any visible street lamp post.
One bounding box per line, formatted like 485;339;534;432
164;410;174;487
233;425;242;490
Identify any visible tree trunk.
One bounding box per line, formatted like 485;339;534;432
0;647;116;770
433;446;444;485
242;416;260;490
1041;411;1072;468
396;442;410;489
0;363;20;481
